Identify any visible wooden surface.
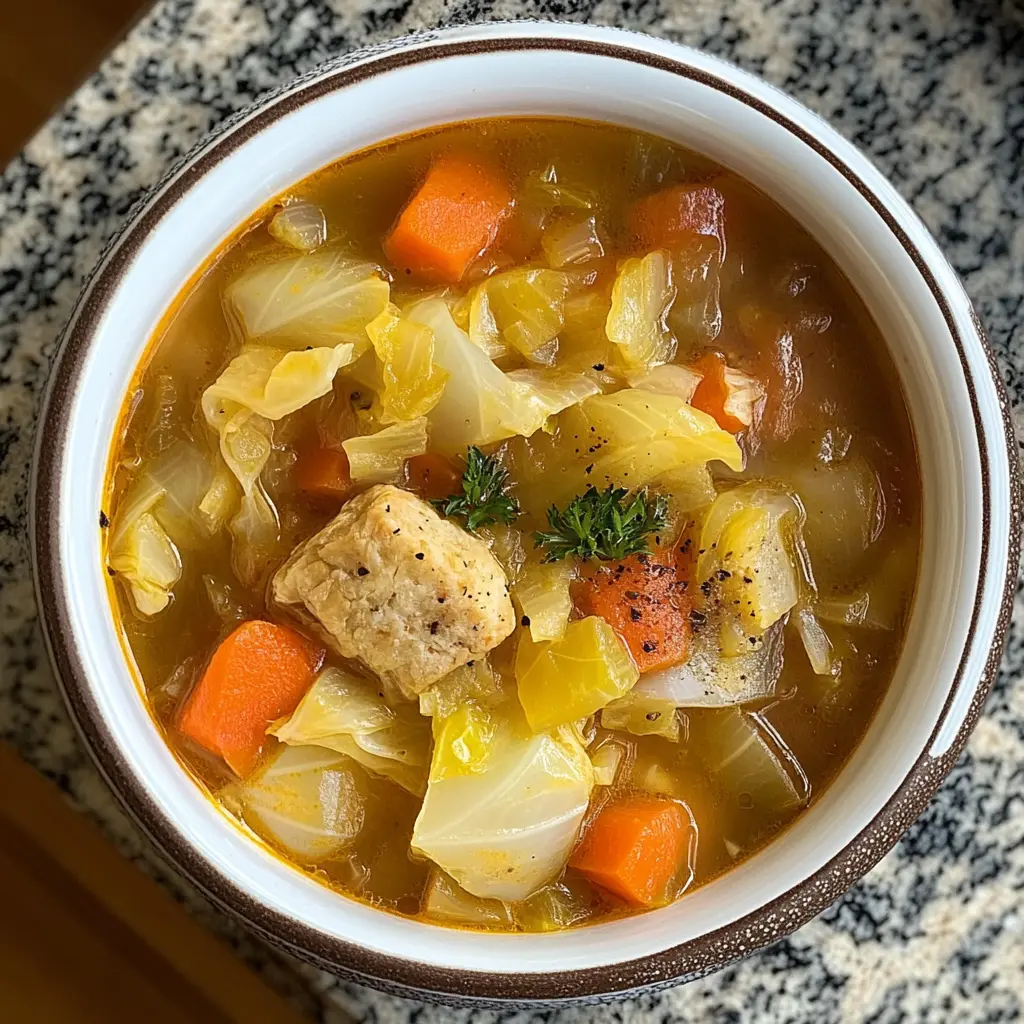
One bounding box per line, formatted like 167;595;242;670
0;0;151;166
0;741;313;1024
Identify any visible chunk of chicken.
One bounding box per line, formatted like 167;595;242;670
272;485;515;699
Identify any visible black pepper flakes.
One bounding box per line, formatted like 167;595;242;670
642;640;657;653
99;510;110;529
415;552;425;560
393;528;401;535
645;711;661;721
521;615;531;627
716;569;732;581
106;566;116;577
630;607;642;622
357;566;369;576
593;363;605;371
430;621;440;635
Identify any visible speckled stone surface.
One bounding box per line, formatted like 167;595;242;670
2;1;1023;1021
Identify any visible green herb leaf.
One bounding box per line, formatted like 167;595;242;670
432;446;520;531
534;486;669;562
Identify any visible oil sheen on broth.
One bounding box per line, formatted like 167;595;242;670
104;118;920;932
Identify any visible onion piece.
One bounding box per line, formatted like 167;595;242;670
793;605;835;676
268;201;327;252
637;620;785;708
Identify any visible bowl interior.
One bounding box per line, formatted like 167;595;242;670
46;26;1006;979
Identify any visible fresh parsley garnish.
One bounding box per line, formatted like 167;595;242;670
433;446;520;531
534;486;669;562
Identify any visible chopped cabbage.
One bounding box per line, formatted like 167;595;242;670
423;871;512;928
628;363;703;404
366;303;449;422
226;744;367;864
109;498;181;616
406;299;597;453
227;250;389;348
418;659;510;719
478;523;527;584
523;164;596;210
605;250;676;372
700;709;806;813
462;284;508;360
637;620;785;707
430;704;498;778
542;213;605;269
202;343;354;421
512;559;573;642
268;201;327;252
341;416;429;484
411;709;593;900
198;462;239;534
652;465;717;538
270;667;431;796
697;485;801;633
601;692;681;740
516;616;638;732
476;268;569;363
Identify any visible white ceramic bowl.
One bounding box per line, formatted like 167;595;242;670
31;20;1020;1006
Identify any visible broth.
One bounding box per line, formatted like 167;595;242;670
104;117;920;931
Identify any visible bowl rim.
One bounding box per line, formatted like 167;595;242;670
30;21;1021;1005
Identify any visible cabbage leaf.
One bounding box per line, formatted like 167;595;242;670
341;416;429;484
605;250;676;372
512;559;573;642
269;667;431;796
411;709;593;900
227;250;389;347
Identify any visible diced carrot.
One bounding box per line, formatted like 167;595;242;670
570;795;692;907
405;452;463;501
384;157;512;283
629;183;725;252
179;621;324;777
689;351;765;434
573;553;691;673
296;445;353;499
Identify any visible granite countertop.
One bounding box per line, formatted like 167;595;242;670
2;1;1023;1021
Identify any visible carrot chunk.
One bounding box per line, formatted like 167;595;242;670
404;452;463;501
296;446;353;499
574;553;691;673
629;183;725;252
384;157;512;283
179;621;324;777
570;796;692;907
689;351;765;434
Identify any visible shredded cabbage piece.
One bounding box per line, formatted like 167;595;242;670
628;363;703;403
366;303;449;422
227;250;389;348
515;616;638;732
590;740;627;786
269;667;431;796
341;416;429;484
411;708;593;900
268;201;327;252
512;559;573;642
605;250;677;372
474;268;570;364
109;501;181;615
697;485;801;633
511;878;595;931
406;299;597;453
418;659;510;719
203;343;355;421
225;744;367;863
542;213;605;269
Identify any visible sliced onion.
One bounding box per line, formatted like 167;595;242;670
269;201;327;252
637;620;784;708
793;605;835;675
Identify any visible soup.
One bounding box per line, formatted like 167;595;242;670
103;118;920;931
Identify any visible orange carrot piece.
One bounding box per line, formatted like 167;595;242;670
573;553;691;673
296;446;353;499
570;796;691;907
689;351;763;434
179;621;324;777
629;183;725;252
405;452;463;501
384;157;512;283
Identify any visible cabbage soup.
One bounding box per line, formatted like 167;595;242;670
104;118;920;931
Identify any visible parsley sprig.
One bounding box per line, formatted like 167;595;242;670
534;486;669;562
433;446;520;531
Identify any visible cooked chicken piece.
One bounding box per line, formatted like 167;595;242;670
272;485;515;699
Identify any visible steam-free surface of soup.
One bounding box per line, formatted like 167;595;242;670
104;118;920;932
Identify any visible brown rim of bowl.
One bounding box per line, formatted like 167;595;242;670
30;28;1022;1006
